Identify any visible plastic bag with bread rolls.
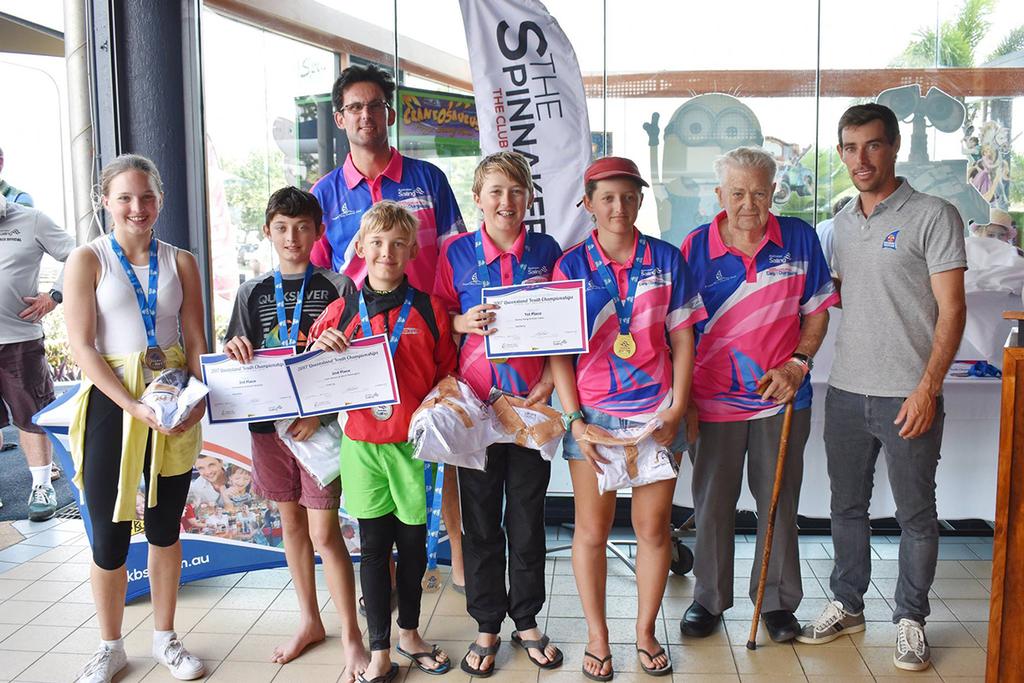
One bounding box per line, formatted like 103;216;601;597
575;419;680;494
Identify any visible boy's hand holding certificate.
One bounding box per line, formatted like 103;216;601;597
200;347;299;424
483;280;589;360
285;334;401;417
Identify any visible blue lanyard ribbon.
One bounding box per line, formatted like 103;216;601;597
474;229;531;292
108;234;159;347
584;232;647;335
273;265;313;346
424;462;444;573
357;286;415;357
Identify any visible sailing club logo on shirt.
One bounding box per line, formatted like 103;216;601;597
707;269;739;287
333;203;358;221
768;252;792;264
397;187;426;199
882;230;900;250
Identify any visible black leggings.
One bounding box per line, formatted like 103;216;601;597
358;512;426;650
82;386;192;570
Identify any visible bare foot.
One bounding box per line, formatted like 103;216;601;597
398;628;448;671
464;633;498;674
340;636;370;683
583;639;612;679
270;620;326;664
636;633;669;671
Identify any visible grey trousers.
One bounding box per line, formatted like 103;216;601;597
690;408;810;614
824;386;944;625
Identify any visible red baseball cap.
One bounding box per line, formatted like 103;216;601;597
584;156;650;188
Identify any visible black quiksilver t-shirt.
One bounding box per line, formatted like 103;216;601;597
225;267;354;432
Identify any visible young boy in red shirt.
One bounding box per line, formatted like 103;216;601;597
309;200;458;683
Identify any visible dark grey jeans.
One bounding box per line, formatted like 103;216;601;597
824;386;944;625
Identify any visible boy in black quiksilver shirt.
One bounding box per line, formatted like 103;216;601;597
223;187;367;677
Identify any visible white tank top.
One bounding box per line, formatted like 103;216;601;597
88;235;183;355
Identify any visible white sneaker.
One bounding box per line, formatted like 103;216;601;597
894;618;930;671
153;635;206;680
74;644;128;683
796;599;866;644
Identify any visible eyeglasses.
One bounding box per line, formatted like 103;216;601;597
339;100;390;116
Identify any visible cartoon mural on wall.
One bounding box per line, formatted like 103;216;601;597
876;84;990;228
643;94;764;246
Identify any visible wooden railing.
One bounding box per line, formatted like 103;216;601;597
987;312;1024;682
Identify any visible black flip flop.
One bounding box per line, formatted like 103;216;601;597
459;637;501;677
397;644;450;675
511;631;563;669
636;646;672;676
356;662;398;683
582;651;614;682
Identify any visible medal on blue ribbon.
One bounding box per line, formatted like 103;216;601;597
273;264;313;347
358;286;415;421
421;461;445;592
584;232;647;360
108;234;165;370
474;229;531;364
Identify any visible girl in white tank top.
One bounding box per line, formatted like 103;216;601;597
62;154;208;683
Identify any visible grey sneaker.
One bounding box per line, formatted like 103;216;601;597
796;600;866;644
74;644;128;683
27;484;57;522
894;618;930;671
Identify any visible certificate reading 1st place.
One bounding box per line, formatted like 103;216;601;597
200;346;299;424
284;334;401;417
483;279;589;360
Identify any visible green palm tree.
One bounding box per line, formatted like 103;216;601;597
894;0;1024;68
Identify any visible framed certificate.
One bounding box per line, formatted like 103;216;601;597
200;347;298;424
284;334;401;417
483;279;589;360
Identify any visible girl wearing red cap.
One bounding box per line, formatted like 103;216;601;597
551;157;706;680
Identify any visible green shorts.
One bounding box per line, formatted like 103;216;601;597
339;438;426;525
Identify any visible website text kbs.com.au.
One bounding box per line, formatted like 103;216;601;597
126;554;210;581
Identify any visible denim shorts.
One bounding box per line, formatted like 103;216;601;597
561;405;689;461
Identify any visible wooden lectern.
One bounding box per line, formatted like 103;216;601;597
987;312;1024;682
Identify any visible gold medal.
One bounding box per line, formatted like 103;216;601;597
144;346;166;371
421;567;442;593
613;333;637;359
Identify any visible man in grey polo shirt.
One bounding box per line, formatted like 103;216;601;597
797;104;966;673
0;193;74;520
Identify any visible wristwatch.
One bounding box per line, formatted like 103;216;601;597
789;352;813;371
561;409;584;431
48;289;63;305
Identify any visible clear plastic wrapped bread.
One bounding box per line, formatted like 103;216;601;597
275;418;342;488
408;376;495;470
139;368;209;429
575;419;680;494
489;391;565;462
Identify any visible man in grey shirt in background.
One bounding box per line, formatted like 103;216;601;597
0;193;75;520
797;104;966;674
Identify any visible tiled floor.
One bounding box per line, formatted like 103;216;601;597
0;519;992;682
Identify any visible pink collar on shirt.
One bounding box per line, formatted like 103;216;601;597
708;210;783;259
480;224;527;263
342;147;403;189
583;228;653;270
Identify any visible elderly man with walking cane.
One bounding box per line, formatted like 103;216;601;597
678;146;838;642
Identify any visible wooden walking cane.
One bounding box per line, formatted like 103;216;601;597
746;401;795;650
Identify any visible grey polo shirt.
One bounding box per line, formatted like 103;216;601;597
0;195;75;344
829;178;966;397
